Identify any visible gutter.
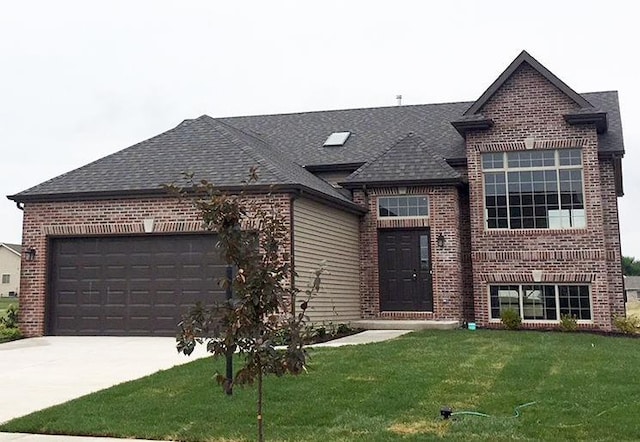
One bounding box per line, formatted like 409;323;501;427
340;177;463;190
7;183;367;215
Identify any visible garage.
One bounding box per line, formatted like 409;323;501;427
48;234;226;336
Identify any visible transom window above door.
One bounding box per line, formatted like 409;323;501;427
378;195;429;218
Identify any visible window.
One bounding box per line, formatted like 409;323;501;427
378;196;429;218
323;131;351;146
489;284;592;322
483;149;585;229
1;274;9;284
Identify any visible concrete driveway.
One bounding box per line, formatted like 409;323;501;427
0;337;209;424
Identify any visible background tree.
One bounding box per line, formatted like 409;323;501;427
168;169;322;442
622;256;640;276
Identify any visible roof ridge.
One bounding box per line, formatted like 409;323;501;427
348;132;417;180
202;117;356;203
200;117;293;184
346;133;460;184
219;100;475;121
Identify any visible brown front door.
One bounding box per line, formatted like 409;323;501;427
378;229;433;311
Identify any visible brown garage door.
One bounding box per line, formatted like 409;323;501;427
48;234;226;336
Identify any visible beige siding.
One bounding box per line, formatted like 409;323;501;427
293;198;360;322
0;247;21;297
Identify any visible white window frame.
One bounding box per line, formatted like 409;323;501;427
487;283;594;324
482;149;586;230
377;195;429;219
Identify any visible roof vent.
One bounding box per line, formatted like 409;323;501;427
323;131;351;147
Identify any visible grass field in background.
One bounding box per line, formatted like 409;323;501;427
2;329;639;441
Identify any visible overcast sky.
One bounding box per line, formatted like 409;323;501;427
1;1;639;256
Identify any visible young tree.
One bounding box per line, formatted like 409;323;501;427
167;169;322;442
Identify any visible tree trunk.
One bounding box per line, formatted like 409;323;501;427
257;367;264;442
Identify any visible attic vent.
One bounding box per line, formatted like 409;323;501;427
323;131;351;147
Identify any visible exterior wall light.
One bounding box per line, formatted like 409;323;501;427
437;233;446;248
24;247;36;261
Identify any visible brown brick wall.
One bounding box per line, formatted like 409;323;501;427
356;186;467;322
465;63;624;330
19;195;292;337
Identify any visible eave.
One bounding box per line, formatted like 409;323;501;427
303;162;365;172
450;117;494;137
563;111;608;133
7;184;367;215
340;177;463;189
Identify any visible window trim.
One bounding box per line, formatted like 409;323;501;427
1;274;9;284
482;149;586;231
487;283;594;324
377;195;430;219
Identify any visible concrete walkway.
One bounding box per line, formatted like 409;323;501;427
0;330;410;442
0;337;210;424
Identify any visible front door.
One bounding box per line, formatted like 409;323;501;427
378;229;433;311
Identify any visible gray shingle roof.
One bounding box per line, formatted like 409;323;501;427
0;243;21;255
219;101;469;167
10;115;354;206
582;91;625;154
7;88;624;204
344;134;461;186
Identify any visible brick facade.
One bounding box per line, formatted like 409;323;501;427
19;195;292;337
465;63;624;330
16;58;625;336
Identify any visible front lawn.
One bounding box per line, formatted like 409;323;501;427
2;329;639;441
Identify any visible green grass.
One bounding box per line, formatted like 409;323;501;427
2;330;640;441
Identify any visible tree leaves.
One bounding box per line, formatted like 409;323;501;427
171;169;323;423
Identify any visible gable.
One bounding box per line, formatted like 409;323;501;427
343;134;461;187
477;62;583;140
453;51;609;139
464;51;593;116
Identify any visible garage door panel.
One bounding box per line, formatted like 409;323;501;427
49;234;225;336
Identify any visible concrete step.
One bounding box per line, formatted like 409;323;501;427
352;319;460;331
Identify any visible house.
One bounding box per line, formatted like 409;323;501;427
8;51;626;337
0;243;21;297
624;276;640;302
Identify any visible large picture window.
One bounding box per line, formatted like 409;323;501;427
378;195;429;218
489;284;592;322
483;149;585;229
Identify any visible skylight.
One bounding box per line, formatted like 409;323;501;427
323;131;351;147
